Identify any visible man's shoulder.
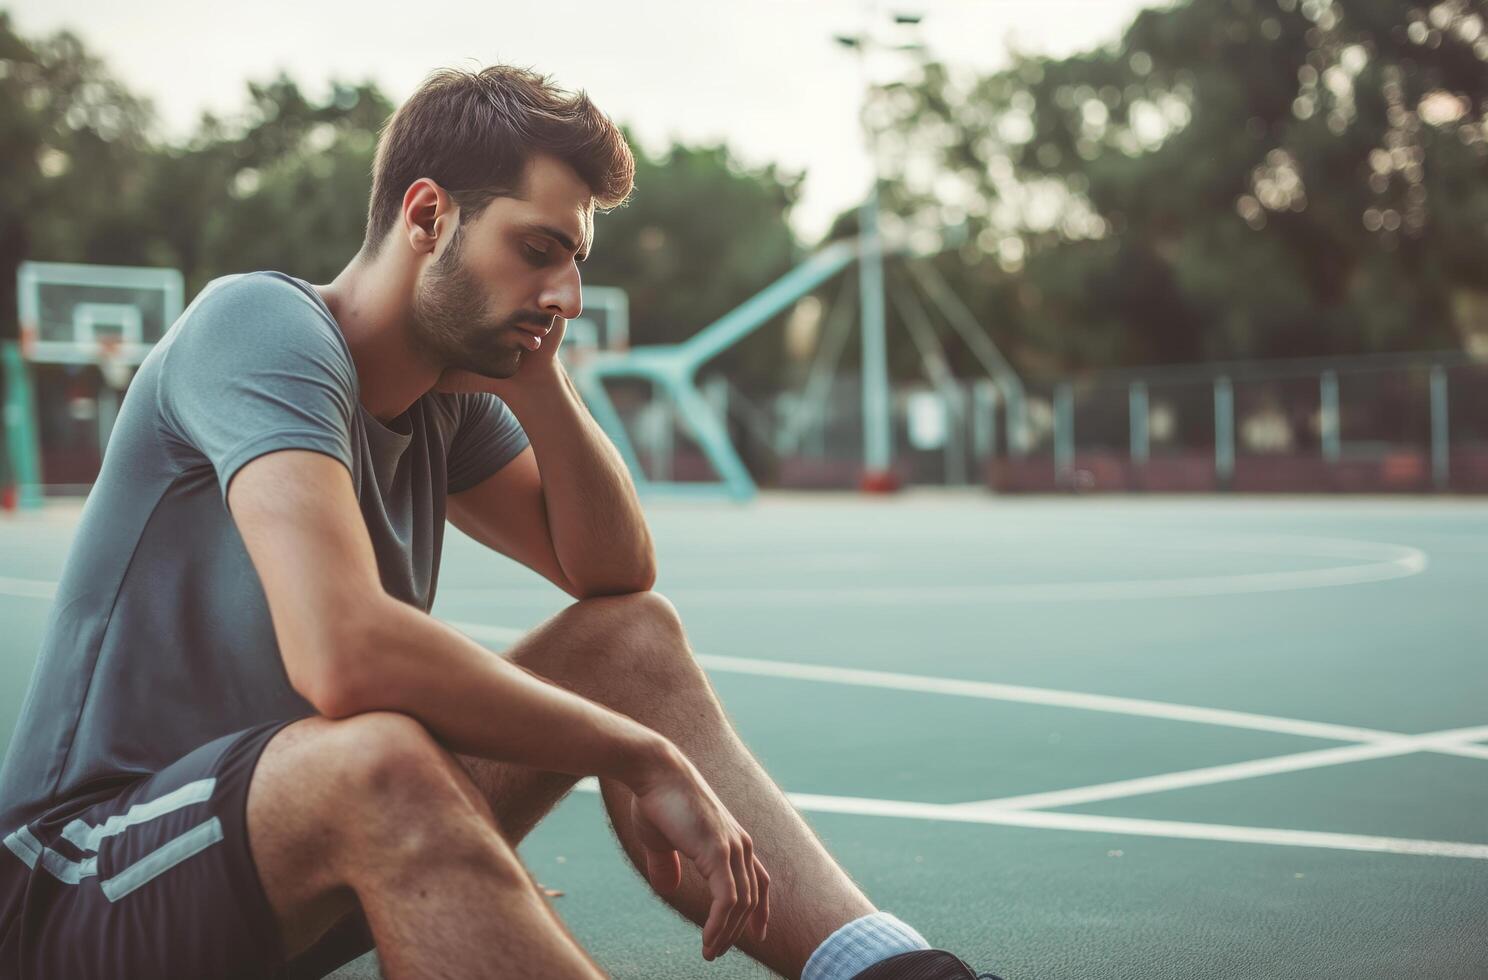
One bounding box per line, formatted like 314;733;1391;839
191;270;332;321
169;271;346;355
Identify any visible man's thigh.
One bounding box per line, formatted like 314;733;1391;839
0;718;362;980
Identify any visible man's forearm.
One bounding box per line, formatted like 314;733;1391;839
323;593;670;784
503;362;655;596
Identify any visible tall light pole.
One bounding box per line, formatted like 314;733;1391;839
835;9;923;491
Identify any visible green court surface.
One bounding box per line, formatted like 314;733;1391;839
2;494;1486;979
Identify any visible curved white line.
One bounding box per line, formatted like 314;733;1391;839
565;781;1488;861
437;535;1429;605
958;726;1488;812
0;577;58;600
3;537;1428;606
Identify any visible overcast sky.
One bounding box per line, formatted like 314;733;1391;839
10;0;1160;239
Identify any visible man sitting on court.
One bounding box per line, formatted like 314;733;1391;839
0;66;996;980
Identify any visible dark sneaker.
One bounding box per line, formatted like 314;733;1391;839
848;948;1004;980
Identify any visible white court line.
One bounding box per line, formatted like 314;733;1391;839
635;556;1423;604
452;621;1384;742
438;553;887;594
449;622;1487;764
661;536;1427;604
676;651;1395;743
1455;743;1488;761
955;725;1488;812
0;577;58;600
435;535;1429;605
565;779;1488;861
1;531;1426;612
1;590;1477;768
6;582;1483;858
451;622;525;643
446;624;1488;794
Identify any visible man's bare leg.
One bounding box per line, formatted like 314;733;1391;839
458;591;877;979
246;710;606;979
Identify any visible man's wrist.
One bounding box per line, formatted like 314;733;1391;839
609;726;682;792
491;361;567;411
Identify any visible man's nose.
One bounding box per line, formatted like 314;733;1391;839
541;265;583;321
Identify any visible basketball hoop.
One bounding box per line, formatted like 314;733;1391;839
96;336;134;392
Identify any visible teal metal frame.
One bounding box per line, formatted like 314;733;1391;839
571;235;1029;502
573;240;859;502
2;341;43;509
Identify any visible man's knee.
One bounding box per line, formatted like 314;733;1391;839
250;712;526;955
266;712;507;869
583;590;687;652
328;712;498;828
572;590;699;683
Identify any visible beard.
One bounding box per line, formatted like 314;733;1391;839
410;225;531;380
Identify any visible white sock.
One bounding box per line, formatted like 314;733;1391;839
801;911;932;980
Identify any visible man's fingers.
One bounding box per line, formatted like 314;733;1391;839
702;844;736;960
719;841;749;958
735;838;758;951
630;797;683;895
645;846;682;894
722;840;751;955
750;857;771;942
726;838;755;951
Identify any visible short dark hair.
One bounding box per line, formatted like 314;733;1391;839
363;65;634;252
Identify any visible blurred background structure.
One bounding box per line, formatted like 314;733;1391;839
2;0;1487;505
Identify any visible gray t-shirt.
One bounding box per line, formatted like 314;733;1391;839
0;271;529;831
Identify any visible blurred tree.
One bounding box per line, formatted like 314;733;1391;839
173;75;393;291
0;12;154;339
0;14;805;385
583;137;802;380
869;0;1488;373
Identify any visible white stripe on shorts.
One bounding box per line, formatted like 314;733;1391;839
3;776;221;893
61;778;217;853
100;816;224;902
3;825;99;883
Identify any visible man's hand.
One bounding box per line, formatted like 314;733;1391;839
433;316;567;398
627;745;770;961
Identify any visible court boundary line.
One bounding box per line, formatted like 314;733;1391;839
954;725;1488;811
438;534;1428;604
447;621;1488;860
561;779;1488;860
0;577;60;600
0;529;1432;609
635;647;1488;763
4;580;1481;859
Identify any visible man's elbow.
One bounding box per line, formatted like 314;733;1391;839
283;613;386;719
625;556;659;594
568;557;657;600
287;647;361;720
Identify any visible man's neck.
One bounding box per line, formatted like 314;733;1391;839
314;249;440;423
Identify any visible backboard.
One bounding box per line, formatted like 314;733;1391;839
561;285;628;366
17;261;185;366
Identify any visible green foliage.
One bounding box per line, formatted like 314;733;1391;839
0;17;802;372
583;138;802;377
0;12;154;332
182;77;393;287
873;0;1488;373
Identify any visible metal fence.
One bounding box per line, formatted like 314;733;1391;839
993;351;1486;493
8;339;1482;498
596;350;1488;493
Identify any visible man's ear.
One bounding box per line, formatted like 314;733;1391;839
401;178;458;256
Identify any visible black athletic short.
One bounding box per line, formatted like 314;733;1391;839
0;719;375;980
